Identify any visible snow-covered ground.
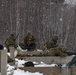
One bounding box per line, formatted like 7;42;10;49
6;46;74;75
7;66;43;75
13;69;43;75
7;55;75;75
7;58;58;75
15;58;58;67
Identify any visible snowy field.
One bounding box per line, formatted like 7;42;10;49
7;58;58;75
7;68;43;75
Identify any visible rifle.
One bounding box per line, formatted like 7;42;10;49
14;34;19;40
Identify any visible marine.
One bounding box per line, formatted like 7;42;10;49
5;32;18;52
24;33;36;51
43;35;67;56
44;35;59;50
42;46;67;57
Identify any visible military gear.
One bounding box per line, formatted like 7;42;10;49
44;35;59;50
24;61;34;67
52;48;67;57
42;48;67;57
5;33;18;51
44;41;58;50
51;35;59;43
24;33;36;51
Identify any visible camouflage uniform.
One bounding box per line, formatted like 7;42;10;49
24;33;36;51
51;48;67;57
44;35;59;50
42;47;67;57
5;33;17;51
43;35;67;56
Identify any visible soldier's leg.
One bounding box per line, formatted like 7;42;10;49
29;43;36;50
26;44;31;51
5;45;10;52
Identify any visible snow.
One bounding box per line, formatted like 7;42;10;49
7;64;14;72
15;58;26;67
17;46;43;52
7;58;58;75
62;64;67;67
17;46;27;51
35;63;57;67
36;49;43;52
7;53;10;56
15;59;26;65
13;69;43;75
7;63;43;75
6;53;76;75
7;51;44;75
33;61;39;65
4;47;7;50
14;58;58;67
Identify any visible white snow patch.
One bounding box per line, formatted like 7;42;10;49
14;59;58;67
36;49;43;52
62;64;67;67
7;65;43;75
4;47;7;50
7;64;14;72
13;69;43;75
33;61;39;65
17;46;27;51
35;63;58;67
15;58;26;67
7;52;10;56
